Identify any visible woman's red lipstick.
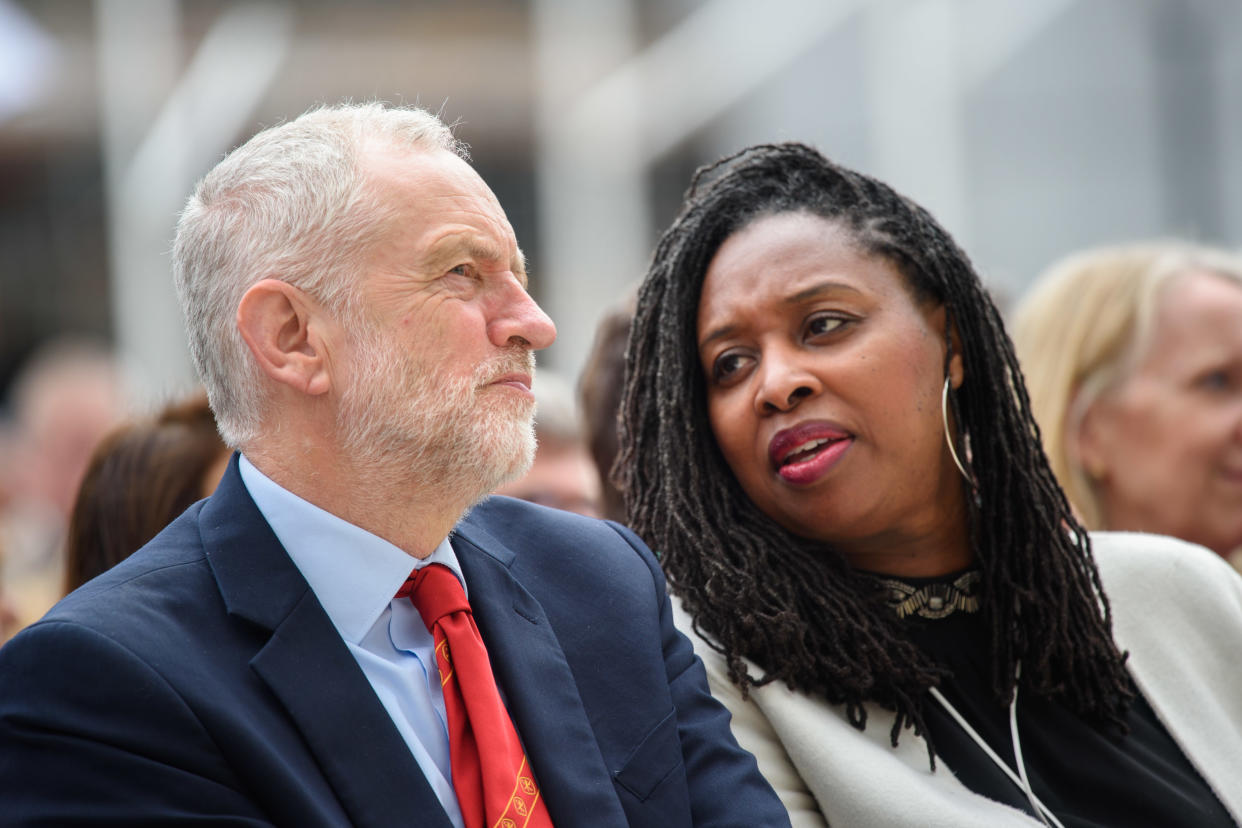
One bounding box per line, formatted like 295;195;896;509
769;422;852;485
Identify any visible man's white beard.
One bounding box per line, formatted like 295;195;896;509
336;329;536;506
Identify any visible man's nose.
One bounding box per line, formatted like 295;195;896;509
489;276;557;350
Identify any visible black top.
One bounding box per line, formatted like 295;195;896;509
893;574;1234;828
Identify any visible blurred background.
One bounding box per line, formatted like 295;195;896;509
2;0;1241;399
1;0;1241;632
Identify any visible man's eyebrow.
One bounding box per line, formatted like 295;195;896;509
424;235;527;285
427;237;503;264
512;246;528;287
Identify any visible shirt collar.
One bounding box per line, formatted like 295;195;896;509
237;454;466;644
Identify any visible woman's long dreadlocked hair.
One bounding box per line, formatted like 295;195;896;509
615;143;1133;750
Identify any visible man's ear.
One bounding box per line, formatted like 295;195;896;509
237;279;333;397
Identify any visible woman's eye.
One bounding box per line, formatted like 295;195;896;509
1195;369;1234;393
448;264;473;278
713;352;749;383
806;314;847;337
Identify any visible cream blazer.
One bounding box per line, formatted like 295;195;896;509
675;532;1242;827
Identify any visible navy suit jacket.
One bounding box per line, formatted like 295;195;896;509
0;458;789;827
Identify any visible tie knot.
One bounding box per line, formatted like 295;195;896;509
398;563;470;630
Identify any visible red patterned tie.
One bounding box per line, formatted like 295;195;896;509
399;564;553;828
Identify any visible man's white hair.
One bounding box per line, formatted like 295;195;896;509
172;102;465;448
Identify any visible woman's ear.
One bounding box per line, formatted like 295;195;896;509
236;279;332;397
942;307;966;390
948;346;965;390
1073;398;1111;482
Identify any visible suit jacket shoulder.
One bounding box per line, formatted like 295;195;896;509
454;495;790;827
0;467;788;828
0;463;450;827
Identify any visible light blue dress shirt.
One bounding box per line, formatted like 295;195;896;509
238;455;466;828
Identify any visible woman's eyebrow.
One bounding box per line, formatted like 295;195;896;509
698;323;737;351
699;280;863;347
785;279;862;304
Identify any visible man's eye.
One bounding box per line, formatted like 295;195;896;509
449;264;471;276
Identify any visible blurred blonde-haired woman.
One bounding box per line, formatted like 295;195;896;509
1011;241;1242;568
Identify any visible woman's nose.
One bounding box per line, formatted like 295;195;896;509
755;349;821;414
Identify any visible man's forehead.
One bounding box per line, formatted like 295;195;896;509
365;142;479;189
362;144;526;278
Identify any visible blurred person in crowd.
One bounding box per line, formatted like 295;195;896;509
64;390;229;592
578;293;636;522
0;568;18;643
0;102;786;827
0;338;127;631
1011;242;1242;570
494;371;601;517
617;143;1242;826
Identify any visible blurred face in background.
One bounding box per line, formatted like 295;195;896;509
1076;270;1242;556
493;437;602;518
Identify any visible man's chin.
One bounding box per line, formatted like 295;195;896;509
496;449;536;490
488;430;537;487
455;450;535;518
452;411;533;489
480;393;535;421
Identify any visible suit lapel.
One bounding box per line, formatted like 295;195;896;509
454;517;629;828
202;458;453;828
251;595;454;828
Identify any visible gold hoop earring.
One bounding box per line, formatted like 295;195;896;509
942;377;971;481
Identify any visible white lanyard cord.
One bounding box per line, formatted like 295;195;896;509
928;663;1067;828
1007;664;1058;826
